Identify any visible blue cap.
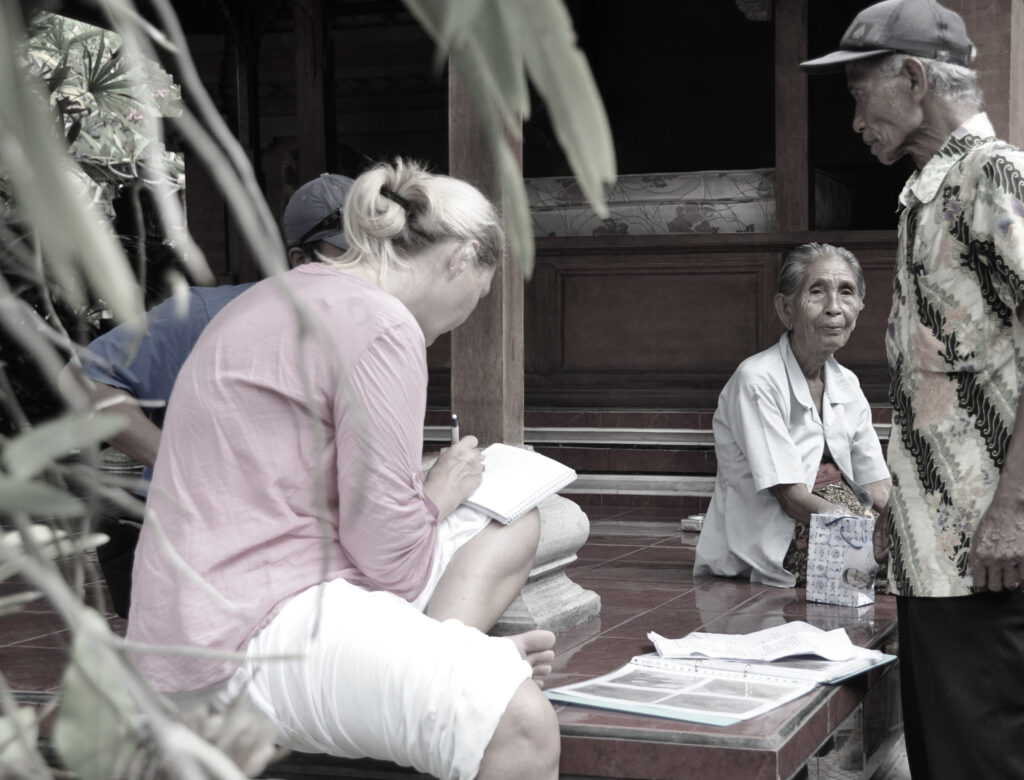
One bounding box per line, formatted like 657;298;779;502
283;173;355;249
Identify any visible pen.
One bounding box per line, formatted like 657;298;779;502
451;413;459;446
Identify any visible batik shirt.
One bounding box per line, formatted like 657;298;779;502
886;113;1024;597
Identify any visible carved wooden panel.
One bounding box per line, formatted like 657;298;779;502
559;265;767;372
428;231;898;409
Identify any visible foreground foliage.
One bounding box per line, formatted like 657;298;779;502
0;0;614;776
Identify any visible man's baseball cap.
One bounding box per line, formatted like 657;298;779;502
800;0;975;74
283;173;355;249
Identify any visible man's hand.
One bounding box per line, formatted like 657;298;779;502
969;499;1024;591
873;504;890;565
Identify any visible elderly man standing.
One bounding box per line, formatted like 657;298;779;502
801;1;1024;777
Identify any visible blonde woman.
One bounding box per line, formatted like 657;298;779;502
127;160;558;780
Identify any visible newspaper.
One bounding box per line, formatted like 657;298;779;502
647;620;878;663
546;622;895;726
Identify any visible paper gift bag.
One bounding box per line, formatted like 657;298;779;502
806;513;878;607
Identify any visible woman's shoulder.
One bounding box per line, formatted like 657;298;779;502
731;341;787;384
717;343;789;409
292;264;414;319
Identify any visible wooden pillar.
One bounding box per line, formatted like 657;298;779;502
177;34;230;283
1013;1;1024;148
947;0;1021;145
294;0;331;182
774;0;810;232
232;3;261;282
235;8;262;182
448;67;525;447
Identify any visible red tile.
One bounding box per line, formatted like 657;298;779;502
0;507;901;779
0;646;66;692
616;543;693;565
602;599;709;640
572;543;642;566
567;562;692;586
550;635;653;678
8;630;71;650
0;611;68;648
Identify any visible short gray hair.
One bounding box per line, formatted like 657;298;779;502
877;52;983;110
778;242;866;302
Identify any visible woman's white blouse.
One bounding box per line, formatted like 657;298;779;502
693;332;890;588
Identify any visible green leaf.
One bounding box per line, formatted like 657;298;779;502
444;47;532;272
497;141;535;277
0;707;41;775
404;0;615;275
405;0;489;71
401;0;460;69
0;9;144;323
466;2;529;120
0;527;109;580
0;590;44;614
436;0;486;54
52;609;138;780
501;0;616;214
0;478;85;518
444;43;533;273
2;412;128;479
404;0;526;135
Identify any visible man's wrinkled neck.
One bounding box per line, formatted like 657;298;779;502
909;98;981;169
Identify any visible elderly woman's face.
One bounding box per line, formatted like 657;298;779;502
777;255;863;363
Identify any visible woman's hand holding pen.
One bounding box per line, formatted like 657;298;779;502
424;435;485;519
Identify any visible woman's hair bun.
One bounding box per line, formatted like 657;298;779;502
341;158;504;274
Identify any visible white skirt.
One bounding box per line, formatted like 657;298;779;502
214;507;531;780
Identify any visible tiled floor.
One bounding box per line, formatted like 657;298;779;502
548;509;906;780
2;507;906;779
1;558;126;696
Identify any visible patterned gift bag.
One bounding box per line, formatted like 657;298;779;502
806;513;877;607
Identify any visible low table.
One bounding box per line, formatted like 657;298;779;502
550;584;900;780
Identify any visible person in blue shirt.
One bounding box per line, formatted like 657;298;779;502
60;173;354;616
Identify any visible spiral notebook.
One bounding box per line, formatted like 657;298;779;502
462;443;577;524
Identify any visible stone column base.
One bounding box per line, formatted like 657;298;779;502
492;494;601;635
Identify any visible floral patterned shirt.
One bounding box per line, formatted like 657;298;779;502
886;113;1024;597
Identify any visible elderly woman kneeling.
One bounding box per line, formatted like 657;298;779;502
694;242;892;589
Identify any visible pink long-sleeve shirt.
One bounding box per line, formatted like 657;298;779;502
126;264;439;691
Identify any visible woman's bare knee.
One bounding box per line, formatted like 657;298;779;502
468;507;541;576
477;680;559;780
509;507;542;567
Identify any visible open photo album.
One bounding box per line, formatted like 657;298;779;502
546;622;895;726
